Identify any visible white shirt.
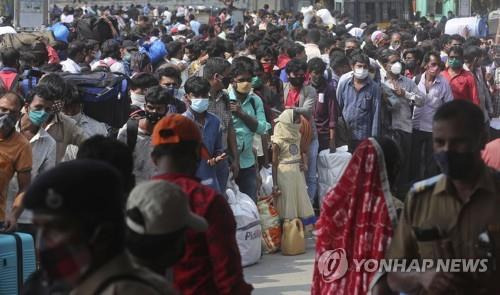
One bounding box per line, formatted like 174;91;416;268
162;10;172;23
91;58;127;74
117;124;157;184
60;58;81;74
304;43;321;61
7;128;56;223
0;26;16;35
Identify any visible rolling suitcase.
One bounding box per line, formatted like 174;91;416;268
0;232;36;295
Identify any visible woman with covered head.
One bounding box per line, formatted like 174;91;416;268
271;109;315;229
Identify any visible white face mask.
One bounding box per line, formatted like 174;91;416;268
131;92;146;107
390;62;402;75
353;67;369;80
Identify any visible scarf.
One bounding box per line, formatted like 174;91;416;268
271;109;300;143
312;138;398;295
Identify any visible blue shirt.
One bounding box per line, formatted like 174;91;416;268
336;75;381;140
228;87;270;169
190;20;201;35
183;110;224;192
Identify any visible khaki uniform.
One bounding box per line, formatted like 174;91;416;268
386;166;500;294
70;252;177;295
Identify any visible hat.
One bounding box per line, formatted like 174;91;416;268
360;23;368;29
371;30;383;43
126;180;208;235
152;114;210;159
24;160;124;222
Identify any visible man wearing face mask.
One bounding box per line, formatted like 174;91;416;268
183;77;226;193
344;38;360;58
0;92;32;233
228;57;270;202
380;49;425;197
402;48;423;79
157;67;185;101
337;53;381;152
464;45;493;121
284;58;319;203
442;46;480;105
389;32;402;52
22;160;174;295
129;73;160;111
61;83;108;161
387;100;500;295
118;86;184;183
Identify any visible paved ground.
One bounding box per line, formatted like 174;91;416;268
243;239;316;295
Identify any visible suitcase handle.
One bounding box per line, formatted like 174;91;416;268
0;256;15;269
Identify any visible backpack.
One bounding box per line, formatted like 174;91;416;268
20;69;44;97
126;118;139;151
59;71;130;128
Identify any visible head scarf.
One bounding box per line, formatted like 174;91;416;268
312;138;398;295
272;109;299;144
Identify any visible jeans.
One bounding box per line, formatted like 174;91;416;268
235;166;257;202
306;138;319;204
216;158;230;194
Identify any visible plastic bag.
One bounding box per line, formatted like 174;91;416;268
317;146;352;205
226;181;262;267
257;195;281;254
259;167;273;197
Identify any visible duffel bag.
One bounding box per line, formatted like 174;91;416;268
60;71;129;128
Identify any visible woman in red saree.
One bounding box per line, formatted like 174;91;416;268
312;137;403;295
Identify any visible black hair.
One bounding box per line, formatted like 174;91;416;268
37;74;66;101
67;41;86;60
245;34;260;47
349;53;370;66
229;57;254;79
206;38;226;58
130;73;159;90
376;136;401;187
344;38;360;47
203;57;230;80
306;29;321;44
330;53;350;71
62;82;81;105
448;46;463;58
433;100;485;140
286;58;307;74
145;85;173;105
184;76;210;97
185;41;204;60
402;48;423;62
130;52;152;73
151;142;200;174
0;47;19;68
422;51;441;66
101;39;121;60
449;34;465;45
156;63;180;80
378;49;399;64
464;36;481;47
167;41;183;59
77;135;135;196
463;46;482;64
26;84;57;104
30;42;49;66
307;57;326;74
255;46;277;62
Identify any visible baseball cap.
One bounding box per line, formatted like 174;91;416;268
126;180;208;235
151;114;210;159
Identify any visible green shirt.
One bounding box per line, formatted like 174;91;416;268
228;87;270;169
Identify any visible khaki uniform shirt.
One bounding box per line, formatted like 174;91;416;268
386;167;500;294
70;252;177;295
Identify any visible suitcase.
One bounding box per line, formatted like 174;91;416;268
0;232;36;295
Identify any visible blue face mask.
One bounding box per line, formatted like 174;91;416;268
190;98;209;113
29;109;50;126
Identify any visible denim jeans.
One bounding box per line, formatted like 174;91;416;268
235;166;257;203
306;138;319;204
216;158;230;194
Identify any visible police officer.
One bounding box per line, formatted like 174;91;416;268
386;100;500;294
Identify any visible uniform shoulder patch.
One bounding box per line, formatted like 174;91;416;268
409;174;444;196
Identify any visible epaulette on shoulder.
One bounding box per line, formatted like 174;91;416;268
409;174;444;196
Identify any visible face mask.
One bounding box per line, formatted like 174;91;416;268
145;111;165;125
353;68;369;80
28;109;50;126
311;75;324;88
345;48;354;56
37;234;92;286
0;112;16;136
391;43;400;50
289;77;305;87
433;150;476;180
251;76;263;89
68;112;83;123
131;92;146;106
390;62;402;75
448;58;463;70
405;60;416;70
236;81;252;94
123;53;132;63
262;63;274;73
190;98;209;113
164;86;179;98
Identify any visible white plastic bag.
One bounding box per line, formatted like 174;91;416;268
316;9;335;26
317;146;352;205
226;181;262;267
259;167;273;197
301;6;314;29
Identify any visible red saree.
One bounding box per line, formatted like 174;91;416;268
312;138;398;295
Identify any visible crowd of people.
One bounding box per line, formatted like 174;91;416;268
0;2;499;294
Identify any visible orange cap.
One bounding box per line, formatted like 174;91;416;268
151;114;210;160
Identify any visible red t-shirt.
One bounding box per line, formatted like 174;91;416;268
153;173;253;295
285;87;300;107
442;69;479;105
